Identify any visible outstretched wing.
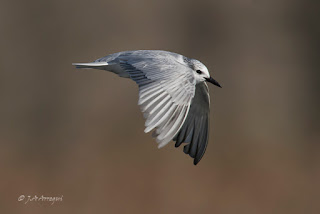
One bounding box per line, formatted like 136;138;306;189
119;55;196;148
173;82;210;165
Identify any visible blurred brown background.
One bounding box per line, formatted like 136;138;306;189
0;0;319;213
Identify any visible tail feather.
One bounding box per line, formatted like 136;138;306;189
72;62;109;69
72;61;130;78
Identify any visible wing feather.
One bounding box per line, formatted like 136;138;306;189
174;82;210;165
145;97;172;126
118;58;195;148
144;103;176;133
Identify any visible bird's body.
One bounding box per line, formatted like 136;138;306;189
73;50;221;165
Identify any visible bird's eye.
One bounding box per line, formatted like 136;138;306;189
196;70;202;74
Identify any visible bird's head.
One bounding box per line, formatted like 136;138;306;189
191;59;221;88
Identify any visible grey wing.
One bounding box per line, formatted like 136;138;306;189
73;50;184;78
119;56;196;148
173;82;210;165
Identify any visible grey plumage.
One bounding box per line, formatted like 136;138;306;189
73;50;221;165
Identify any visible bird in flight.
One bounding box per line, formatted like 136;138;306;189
73;50;221;165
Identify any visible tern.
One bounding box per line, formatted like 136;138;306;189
73;50;221;165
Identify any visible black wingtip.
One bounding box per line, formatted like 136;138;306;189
174;141;181;148
193;159;199;165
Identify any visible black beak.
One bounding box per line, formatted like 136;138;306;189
205;77;222;88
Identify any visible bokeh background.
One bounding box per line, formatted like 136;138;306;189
0;0;319;213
